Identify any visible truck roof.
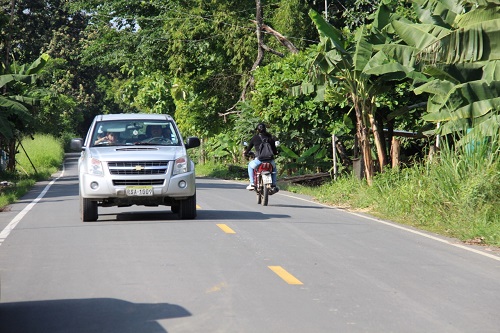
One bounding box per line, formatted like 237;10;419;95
95;113;174;121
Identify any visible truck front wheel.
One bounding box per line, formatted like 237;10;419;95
81;196;98;222
178;194;196;219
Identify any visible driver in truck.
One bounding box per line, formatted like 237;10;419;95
147;125;164;138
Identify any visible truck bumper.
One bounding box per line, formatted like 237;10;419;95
80;171;196;200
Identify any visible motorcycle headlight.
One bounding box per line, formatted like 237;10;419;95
173;156;188;175
88;157;104;176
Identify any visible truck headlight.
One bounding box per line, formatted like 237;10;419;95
173;156;188;175
89;158;104;176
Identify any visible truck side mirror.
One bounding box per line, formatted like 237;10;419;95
70;138;83;151
185;137;200;149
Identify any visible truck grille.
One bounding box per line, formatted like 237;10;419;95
113;179;165;186
108;161;168;175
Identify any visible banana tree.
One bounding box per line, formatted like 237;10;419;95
279;143;325;175
0;54;49;171
307;5;419;184
390;0;500;141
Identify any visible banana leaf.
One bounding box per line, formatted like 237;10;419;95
420;19;500;64
25;54;50;75
353;26;372;73
412;0;462;27
455;4;500;27
423;97;500;122
0;97;31;140
308;9;348;56
392;21;451;50
279;145;300;159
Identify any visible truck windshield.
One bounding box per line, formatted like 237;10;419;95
91;120;181;147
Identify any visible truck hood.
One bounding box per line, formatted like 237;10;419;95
88;146;185;161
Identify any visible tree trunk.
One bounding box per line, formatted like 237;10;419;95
253;0;265;72
6;138;17;172
369;113;388;172
220;0;298;116
353;95;373;185
335;140;351;169
4;0;16;69
375;110;388;167
391;137;400;169
2;1;17;172
236;0;264;103
251;21;298;54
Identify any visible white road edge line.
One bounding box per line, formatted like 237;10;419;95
0;165;66;246
279;192;500;261
225;180;500;262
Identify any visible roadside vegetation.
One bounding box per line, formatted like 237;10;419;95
0;134;64;210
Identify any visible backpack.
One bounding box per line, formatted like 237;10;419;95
258;135;274;161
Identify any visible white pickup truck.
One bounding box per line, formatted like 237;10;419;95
71;113;200;221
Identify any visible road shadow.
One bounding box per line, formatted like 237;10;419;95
100;211;177;222
196;181;243;190
79;209;174;222
95;209;290;222
272;203;333;210
197;209;289;220
0;297;190;333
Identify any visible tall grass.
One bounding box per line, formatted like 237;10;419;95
196;160;248;180
0;134;64;209
287;133;500;246
16;133;64;177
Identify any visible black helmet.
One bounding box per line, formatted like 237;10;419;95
256;123;266;133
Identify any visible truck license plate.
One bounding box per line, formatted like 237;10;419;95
126;186;153;196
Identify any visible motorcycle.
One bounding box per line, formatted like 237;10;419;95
244;145;279;206
253;160;278;206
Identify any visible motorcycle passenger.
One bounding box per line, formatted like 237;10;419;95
243;123;279;192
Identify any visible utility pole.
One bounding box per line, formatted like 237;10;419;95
332;134;337;180
324;0;328;20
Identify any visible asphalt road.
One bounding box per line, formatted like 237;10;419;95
0;153;499;333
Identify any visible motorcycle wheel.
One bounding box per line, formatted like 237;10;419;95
262;184;269;206
256;179;262;204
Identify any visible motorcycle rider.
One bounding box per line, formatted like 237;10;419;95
243;123;279;192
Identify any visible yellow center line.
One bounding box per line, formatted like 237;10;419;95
268;266;303;285
196;205;201;208
216;224;236;234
